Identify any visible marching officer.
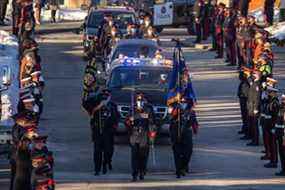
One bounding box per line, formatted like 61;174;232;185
215;3;225;59
264;85;279;168
194;0;205;43
224;8;237;66
168;97;198;179
236;16;249;67
275;95;285;176
125;93;156;181
238;68;250;138
88;89;119;175
246;71;261;146
0;0;8;25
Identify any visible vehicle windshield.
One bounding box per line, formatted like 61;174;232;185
111;45;158;61
87;11;135;29
109;67;170;89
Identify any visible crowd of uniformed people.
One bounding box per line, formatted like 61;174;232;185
6;1;55;190
193;0;285;176
81;2;199;181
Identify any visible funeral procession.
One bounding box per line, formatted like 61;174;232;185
0;0;285;189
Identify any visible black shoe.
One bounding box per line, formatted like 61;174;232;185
240;136;250;140
226;63;235;66
246;142;259;146
261;150;266;153
176;171;181;178
102;164;107;174
209;48;216;51
275;171;285;176
132;175;138;182
215;56;223;59
225;59;230;63
238;130;244;135
264;162;277;168
139;173;144;180
94;171;100;176
194;40;201;44
260;155;270;160
108;163;113;171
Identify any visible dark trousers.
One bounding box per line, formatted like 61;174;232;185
236;44;245;67
248;115;259;144
93;135;114;173
225;38;237;65
262;118;271;157
216;33;223;57
277;137;285;172
51;10;57;22
203;18;210;40
211;31;217;50
131;144;149;177
0;2;8;22
266;122;278;164
239;98;248;132
9;159;16;190
195;23;202;42
172;129;193;174
265;7;274;26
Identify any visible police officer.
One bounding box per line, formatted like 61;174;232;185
0;0;8;25
246;71;261;146
168;97;198;178
275;95;285;176
236;17;248;67
215;3;225;59
208;0;217;51
264;0;275;26
264;86;279;168
238;68;250;138
88;89;119;175
138;16;153;39
12;0;22;35
224;8;237;66
194;0;205;43
125;93;156;181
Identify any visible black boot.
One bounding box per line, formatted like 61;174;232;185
275;171;285;176
102;164;107;174
264;162;277;168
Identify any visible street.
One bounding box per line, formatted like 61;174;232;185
1;28;285;190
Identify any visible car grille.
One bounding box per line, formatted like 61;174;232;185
118;105;168;120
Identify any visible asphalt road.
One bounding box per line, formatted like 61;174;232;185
1;29;285;190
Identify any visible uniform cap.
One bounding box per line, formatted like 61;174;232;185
266;77;278;87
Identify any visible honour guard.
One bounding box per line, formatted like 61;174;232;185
125;93;156;181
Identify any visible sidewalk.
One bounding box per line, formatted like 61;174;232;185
0;21;82;35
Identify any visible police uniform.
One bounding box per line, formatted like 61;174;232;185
264;88;279;168
208;1;217;50
215;4;225;58
238;70;250;137
90;91;119;175
246;74;261;146
224;9;237;66
126;99;155;181
275;97;285;176
169;99;198;178
194;0;205;43
239;0;250;17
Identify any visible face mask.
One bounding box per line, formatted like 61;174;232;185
137;100;144;109
139;19;144;25
108;21;113;26
145;21;150;27
148;29;152;36
181;103;188;110
168;107;173;114
131;28;136;34
111;30;116;36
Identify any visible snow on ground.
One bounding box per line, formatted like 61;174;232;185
0;31;19;127
265;22;285;41
249;8;280;23
42;8;88;22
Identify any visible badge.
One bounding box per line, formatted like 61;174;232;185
140;113;149;119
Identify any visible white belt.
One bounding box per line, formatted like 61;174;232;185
261;114;266;117
275;125;285;129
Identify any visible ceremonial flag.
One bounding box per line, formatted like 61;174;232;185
167;43;196;106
